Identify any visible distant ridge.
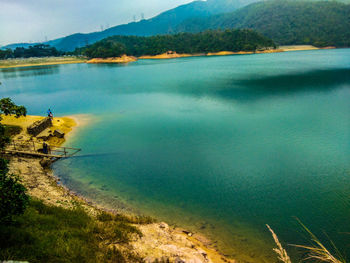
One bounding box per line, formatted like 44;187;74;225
176;0;350;47
3;0;256;52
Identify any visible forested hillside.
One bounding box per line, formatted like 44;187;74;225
176;0;350;47
77;29;276;58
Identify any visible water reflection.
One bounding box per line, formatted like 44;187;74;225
0;65;60;79
144;68;350;103
186;68;350;102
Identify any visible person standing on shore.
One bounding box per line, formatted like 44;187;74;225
47;108;53;119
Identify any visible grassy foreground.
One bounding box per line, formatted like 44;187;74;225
0;198;154;263
0;56;87;69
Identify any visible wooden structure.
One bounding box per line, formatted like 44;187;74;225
3;139;81;160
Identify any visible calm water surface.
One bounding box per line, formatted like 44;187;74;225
1;49;350;262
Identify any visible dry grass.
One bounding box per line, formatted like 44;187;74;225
291;221;346;263
266;224;292;263
267;221;347;263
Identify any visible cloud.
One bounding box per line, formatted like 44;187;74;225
0;0;193;46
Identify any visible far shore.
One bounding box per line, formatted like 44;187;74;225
0;56;87;69
2;114;233;263
0;45;338;69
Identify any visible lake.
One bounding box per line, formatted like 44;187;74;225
1;49;349;262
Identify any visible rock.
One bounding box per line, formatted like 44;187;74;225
53;129;65;138
198;249;208;260
27;117;52;136
159;222;169;229
37;129;53;141
174;257;186;263
40;157;52;168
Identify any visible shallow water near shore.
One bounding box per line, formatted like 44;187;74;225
1;49;350;262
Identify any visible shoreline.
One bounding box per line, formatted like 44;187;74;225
0;56;87;69
2;114;234;263
0;60;86;69
0;45;337;69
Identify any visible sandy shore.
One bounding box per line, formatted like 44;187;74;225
2;114;233;263
278;45;336;51
139;52;197;59
207;49;284;56
87;55;137;64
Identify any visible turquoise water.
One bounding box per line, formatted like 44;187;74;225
1;49;350;262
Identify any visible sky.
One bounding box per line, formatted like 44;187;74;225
0;0;194;46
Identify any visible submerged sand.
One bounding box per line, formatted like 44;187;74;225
2;114;233;263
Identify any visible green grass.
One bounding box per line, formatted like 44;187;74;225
3;124;22;137
0;199;144;263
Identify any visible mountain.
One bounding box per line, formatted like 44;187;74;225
2;43;37;50
176;0;350;47
3;0;257;52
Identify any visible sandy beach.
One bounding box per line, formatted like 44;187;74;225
1;114;233;263
87;55;137;64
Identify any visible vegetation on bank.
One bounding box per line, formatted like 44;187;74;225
76;29;276;58
176;0;350;47
0;199;153;263
0;98;28;224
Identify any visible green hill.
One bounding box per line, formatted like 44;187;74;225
78;29;276;58
176;0;350;47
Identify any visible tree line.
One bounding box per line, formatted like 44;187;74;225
76;29;276;58
0;44;63;59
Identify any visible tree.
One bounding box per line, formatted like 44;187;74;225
0;98;28;223
0;98;27;119
0;160;28;223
